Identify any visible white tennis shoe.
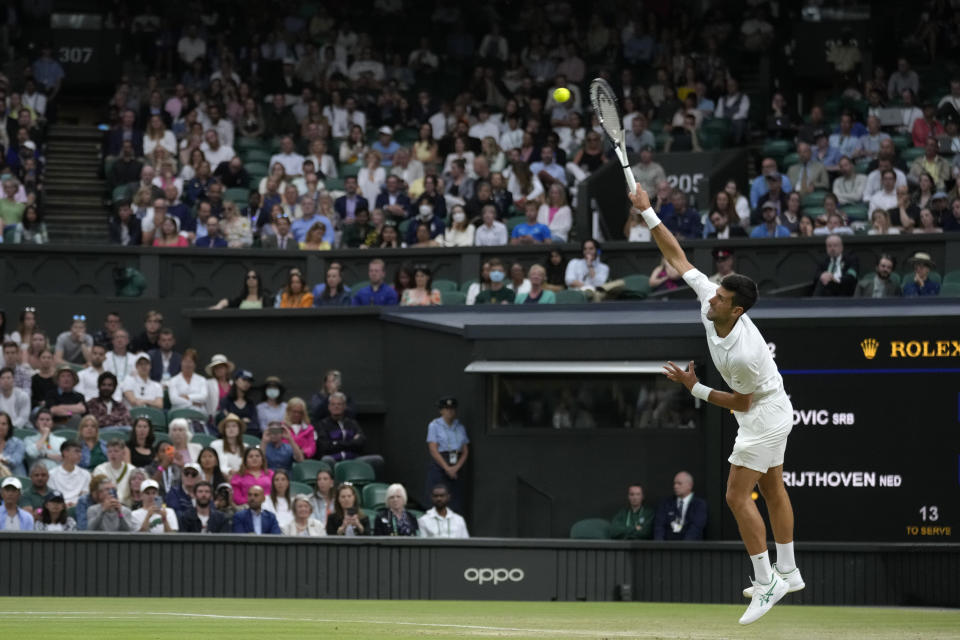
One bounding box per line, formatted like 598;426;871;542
739;572;789;625
742;565;805;598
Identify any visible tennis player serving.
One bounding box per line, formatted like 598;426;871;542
628;185;804;625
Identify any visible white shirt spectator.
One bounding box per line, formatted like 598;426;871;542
92;461;133;504
22;91;47;117
832;174;868;205
201;143;237;169
130;504;180;533
0;386;30;428
167;372;210;414
537;203;572;241
469;120;500;141
500;126;523;151
474;221;508;246
77;366;121;402
428;111;447;140
307;153;338;179
121;374;164;409
269;151;307;177
211;439;244;475
506;173;544;203
347;59;385;82
177;36;207;64
565;258;610;290
208;119;235;150
407;48;439;69
715;93;750;121
48;465;92;505
418;507;470;538
357;166;386;204
868;188;898;214
143;131;178;156
263;496;294;529
329;108;367;138
104;351;139;384
862;168;907;201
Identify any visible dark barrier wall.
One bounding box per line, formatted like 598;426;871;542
0;534;956;607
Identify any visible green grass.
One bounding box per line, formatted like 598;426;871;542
0;598;958;639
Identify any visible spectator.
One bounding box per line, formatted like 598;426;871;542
308;468;336;529
179;481;230;533
913;172;937;210
91;439;133;504
168;348;210;415
944;198;960;232
283;494;326;536
194;216;226;247
262;469;294;529
748;158;791;210
707;210;747;239
750;202;791;238
624;205;652;242
104;328;137;383
787;142;829;194
326;482;370;536
418;483;469;538
515;264;556;304
902;252;941;297
0;368;30;428
278;270;313;308
197;447;227;489
230;447;273;506
220;201;253;248
351;259;399;307
260;421;305;473
0;477;34;531
426;396;469;514
124;416;155;468
315;392;381;471
664;112;701;152
855;115;890;160
217;369;258;434
22;462;51;514
12;205;47;244
537;183;572;242
405;198;444;245
912;104;944;148
24;410;63;467
54;315;93;367
373;483;420;536
269;136;305;177
653;471;707;540
888;184;919;231
108;200;142;246
813;234;859;296
130;478;178;533
34;490;78;532
565;238;609;296
626;116;656;154
371;127;400;167
2;341;32;394
475;259;515;305
714;77;750;144
610;484;655;540
474;204;508;247
45;365;87;424
868;170;900;215
833;156;867;205
506;161;543;209
212;414;246;476
48;440;91;506
529;145;567;187
855;254;899;298
31;347;57;408
400;265;442;306
86;371;131;427
0;411;25;475
649;257;684;293
443;204;475;247
863;155;908;201
659;190;703;239
148;328;181;384
204;354;234;418
85;477;133;532
908;136;952;190
256;376;288;429
168;417;202;466
145;440;182;494
212;270;275;310
868;208;900;236
76;415;107;470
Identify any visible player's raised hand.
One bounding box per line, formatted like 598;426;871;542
628;184;651;212
663;361;698;390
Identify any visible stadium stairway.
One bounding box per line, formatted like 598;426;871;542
43;124;109;244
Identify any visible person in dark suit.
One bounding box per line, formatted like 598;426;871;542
374;175;412;222
260;214;299;250
653;471;708;540
104;109;143;157
707;210;748;239
854;254;899;298
333;176;369;224
108;201;142;246
179;482;231;533
148;328;181;383
232;485;282;534
813;234;859;296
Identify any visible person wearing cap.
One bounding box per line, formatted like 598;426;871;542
44;365;87;424
121;354;163;412
709;249;738;285
902;252;941;297
33;490;77;532
53;314;93;367
92;439;133;505
130;478;179;533
813;234;859;297
426;396;470;514
165;461;203;517
217;369;259;434
749;158;793;209
256;376;288;430
179;480;231;533
168;348;211;415
48;440;91;506
86;372;131;428
0;477;34;531
372;126;401;167
750;202;791;239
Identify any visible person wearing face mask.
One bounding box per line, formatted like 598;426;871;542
475;259;515;304
256;376;288;428
443;205;475;247
405;200;445;245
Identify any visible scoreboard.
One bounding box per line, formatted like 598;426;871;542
723;325;959;542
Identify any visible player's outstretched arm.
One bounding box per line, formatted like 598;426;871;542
628;185;694;276
663;361;754;413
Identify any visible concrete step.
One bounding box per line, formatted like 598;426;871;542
44;196;108;209
44;183;108;196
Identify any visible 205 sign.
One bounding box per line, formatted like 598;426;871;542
666;172;705;194
58;47;94;64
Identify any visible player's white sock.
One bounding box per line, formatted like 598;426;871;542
750;551;773;584
775;542;796;573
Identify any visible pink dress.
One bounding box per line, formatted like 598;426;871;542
230;469;274;505
283;423;317;459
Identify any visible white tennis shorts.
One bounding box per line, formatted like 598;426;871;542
728;392;793;473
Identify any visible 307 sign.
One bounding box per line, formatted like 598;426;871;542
58;47;93;63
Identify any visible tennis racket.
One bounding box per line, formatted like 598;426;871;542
589;77;637;194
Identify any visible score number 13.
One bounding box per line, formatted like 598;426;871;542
919;506;939;521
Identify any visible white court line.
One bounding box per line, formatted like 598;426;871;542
0;610;710;638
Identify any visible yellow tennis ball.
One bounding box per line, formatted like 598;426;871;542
553;87;571;103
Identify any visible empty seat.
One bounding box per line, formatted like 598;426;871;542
569;518;611;539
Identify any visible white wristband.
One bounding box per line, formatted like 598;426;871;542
691;382;713;402
640;207;661;230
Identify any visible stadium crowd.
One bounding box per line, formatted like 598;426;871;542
0;307;469;537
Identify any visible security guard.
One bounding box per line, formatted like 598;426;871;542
425;396;469;514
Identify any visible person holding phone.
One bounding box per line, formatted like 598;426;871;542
326;482;369;536
129;479;179;533
86;479;133;531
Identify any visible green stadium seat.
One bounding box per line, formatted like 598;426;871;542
168;407;207;423
52;429;77;441
433;279;458;293
191;433;216;447
782;152;800;168
268;137;284;152
940;283;960;297
942;270;960;285
3;227;14;244
154;431;172;444
241;149;272;164
324;177;345;192
334;460;376;487
569;518;611;539
13;427;35;440
621;274;652;299
350;280;370;291
460;279;478;293
361;482;389;509
112;185;131;203
236;137;268;151
398;218;412;236
290;481;313;497
803;206;826;218
242;434;261;448
340;163;361;178
890;135;910;151
440;290;466;305
854;158;871;175
555;289;588;304
842;203;869;221
407;508;424;519
293;460;332;484
506;215;526;233
224;187;251;205
900;147;925;163
243;162;269;177
800;191;828;208
654;131;670;151
130;406;167;428
394;128;419;145
361;507;378;522
99;427;130;442
762;139;793;167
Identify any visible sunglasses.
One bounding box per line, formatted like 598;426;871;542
24;306;36;313
72;314;87;322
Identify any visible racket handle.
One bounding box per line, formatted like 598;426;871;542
614;144;637;194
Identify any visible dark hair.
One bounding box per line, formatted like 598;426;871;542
413;264;433;289
194;480;213;493
106;438;125;449
0;411;10;440
128;416;156;450
269;469;291;510
333;482;362;521
241;270;262;299
22;204;41;230
60;439;82;453
720;274;758;313
878;253;896;269
97;371;118;387
393;263;415;295
0;366;13;377
198;446;226;487
40;496;67;525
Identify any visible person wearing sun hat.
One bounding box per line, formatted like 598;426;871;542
211;413;246;475
204;353;235;417
44;364;87;425
0;476;34;530
902;251;941;297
